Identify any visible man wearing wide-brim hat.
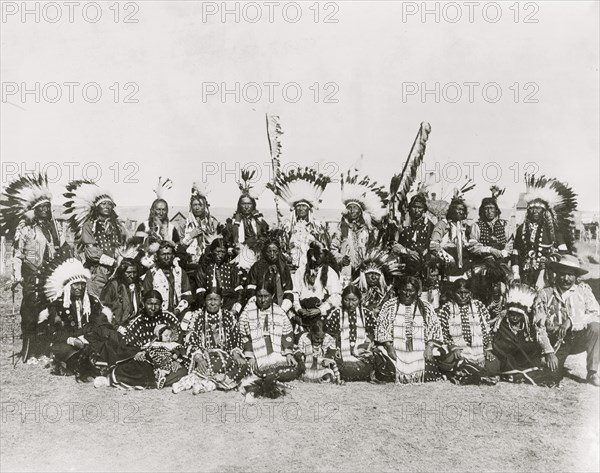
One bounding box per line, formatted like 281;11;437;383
533;254;599;386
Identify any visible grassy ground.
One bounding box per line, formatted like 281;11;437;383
1;271;599;472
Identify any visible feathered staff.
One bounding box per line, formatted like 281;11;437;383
380;122;432;246
266;114;284;225
389;122;432;220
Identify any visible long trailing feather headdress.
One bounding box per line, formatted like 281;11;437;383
0;174;53;237
340;172;389;229
266;167;331;210
524;174;574;210
63;180;116;240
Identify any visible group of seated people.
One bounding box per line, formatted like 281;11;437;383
5;168;599;401
30;237;600;399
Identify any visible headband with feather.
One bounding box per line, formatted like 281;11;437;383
237;169;264;200
0;174;53;237
450;178;476;206
266;167;331;210
489;185;505;201
340;172;389;229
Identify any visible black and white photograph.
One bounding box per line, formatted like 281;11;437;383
1;1;599;471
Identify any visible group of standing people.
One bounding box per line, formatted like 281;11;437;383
1;163;598;400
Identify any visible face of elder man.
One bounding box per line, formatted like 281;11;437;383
527;204;544;223
153;201;168;222
70;281;86;299
347;203;362;221
123;266;138;285
366;272;380;288
398;282;418;305
295;203;310;220
34;202;51;221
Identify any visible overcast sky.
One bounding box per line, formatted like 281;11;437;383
2;1;598;212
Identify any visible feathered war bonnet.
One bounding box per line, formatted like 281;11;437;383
523;174;578;251
63;180;116;240
0;174;53;237
34;246;109;322
340;171;389;229
267;166;331;211
354;247;401;293
39;248;90;303
505;283;536;316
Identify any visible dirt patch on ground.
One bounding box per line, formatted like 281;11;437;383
1;281;599;472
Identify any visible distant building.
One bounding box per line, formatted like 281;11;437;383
515;192;528;224
170;212;187;235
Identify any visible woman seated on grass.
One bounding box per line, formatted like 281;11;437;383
238;280;302;393
373;276;442;383
172;286;249;394
107;291;186;389
325;285;376;382
436;278;500;384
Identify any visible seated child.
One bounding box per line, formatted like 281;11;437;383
296;319;341;384
144;324;186;389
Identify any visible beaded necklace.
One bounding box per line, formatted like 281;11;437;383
395;299;419;351
203;309;225;349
